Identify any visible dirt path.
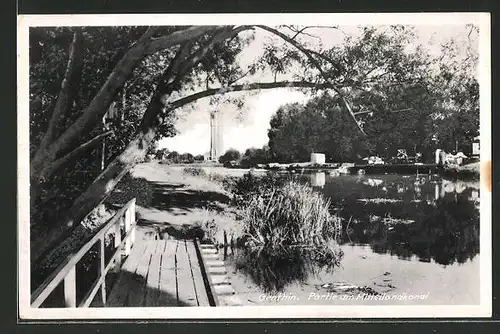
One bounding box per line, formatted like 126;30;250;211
129;162;240;242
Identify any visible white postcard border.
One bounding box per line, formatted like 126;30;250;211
17;12;492;320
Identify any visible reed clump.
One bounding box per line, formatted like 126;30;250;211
240;180;342;249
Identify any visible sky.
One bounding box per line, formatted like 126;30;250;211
158;24;479;156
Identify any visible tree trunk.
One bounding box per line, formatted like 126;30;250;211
30;29;84;210
30;26;220;201
31;89;167;268
31;127;156;262
30;27;223;267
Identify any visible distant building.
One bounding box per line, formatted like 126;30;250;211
310;153;326;165
472;136;480;157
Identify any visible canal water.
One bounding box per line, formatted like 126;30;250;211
225;173;480;305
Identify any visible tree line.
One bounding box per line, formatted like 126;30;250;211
221;26;479;165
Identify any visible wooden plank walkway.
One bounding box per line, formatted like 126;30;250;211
107;238;210;307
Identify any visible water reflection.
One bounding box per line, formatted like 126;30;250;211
227;174;479;293
311;172;326;188
323;175;480;266
232;242;343;293
363;178;383;187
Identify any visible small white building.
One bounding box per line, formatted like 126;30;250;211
472;136;480;157
310;153;326;165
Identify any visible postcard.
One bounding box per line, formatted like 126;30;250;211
18;12;492;320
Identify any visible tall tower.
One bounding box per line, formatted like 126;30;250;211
209;110;222;161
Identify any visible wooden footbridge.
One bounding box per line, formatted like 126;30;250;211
31;199;242;308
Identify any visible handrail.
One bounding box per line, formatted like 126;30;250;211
31;198;137;308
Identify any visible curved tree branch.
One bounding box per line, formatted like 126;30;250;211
43;130;114;180
54;26;223;150
174;26;254;80
140;27;242;133
31;25;224;185
167;81;337;110
144;26;228;56
257;25;366;135
36;29;83;152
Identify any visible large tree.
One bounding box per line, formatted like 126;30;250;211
28;24;477;275
268;95;366;162
268;25;479;162
219;148;241;163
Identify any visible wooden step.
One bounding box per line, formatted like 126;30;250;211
202;253;220;260
200;244;217;249
210;275;231;285
207;266;227;274
201;248;218;254
218;294;243;306
205;260;225;267
214;284;235;296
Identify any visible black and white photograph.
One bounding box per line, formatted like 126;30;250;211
17;13;491;319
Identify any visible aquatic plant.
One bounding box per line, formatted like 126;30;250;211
226;172;344;292
227;171;295;206
240;180;342;248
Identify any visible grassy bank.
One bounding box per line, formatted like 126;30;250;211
32;162;345;301
129;164;343;248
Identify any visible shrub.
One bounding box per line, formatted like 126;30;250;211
219;148;241;164
180;153;195;163
182;166;207;177
207;173;229;185
240;180;341;248
226;171;293;206
105;174;155;207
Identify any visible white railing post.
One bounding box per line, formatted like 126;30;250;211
114;218;122;248
99;236;107;305
124;210;132;256
130;198;136;245
113;218;122;272
64;265;77;307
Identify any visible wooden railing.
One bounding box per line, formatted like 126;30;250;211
31;198;137;308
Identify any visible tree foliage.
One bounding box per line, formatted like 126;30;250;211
267;26;479;162
269;95;365;162
219;148;241;163
28;23;479;274
240;146;272;167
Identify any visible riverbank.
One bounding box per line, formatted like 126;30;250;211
128;162;245;244
227;244;480;305
96;163;480;306
219;160;480;179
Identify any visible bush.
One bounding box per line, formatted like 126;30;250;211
226;172;292;206
240;180;341;248
180;153;195;163
240;146;271;168
105;174;155;207
219;148;241;164
182;166;207;177
207;173;229;185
